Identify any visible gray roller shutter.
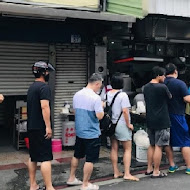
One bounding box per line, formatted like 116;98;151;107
54;44;87;139
0;41;49;95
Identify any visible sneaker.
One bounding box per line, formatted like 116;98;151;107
168;165;179;173
186;168;190;175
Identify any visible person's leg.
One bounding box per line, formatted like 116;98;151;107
28;158;39;190
153;145;162;175
146;129;155;174
67;136;84;184
82;162;94;187
110;138;123;178
122;140;139;181
67;157;80;182
181;147;190;168
41;161;55;190
146;145;154;173
81;138;100;189
164;146;175;167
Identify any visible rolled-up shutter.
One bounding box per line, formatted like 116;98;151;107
0;41;49;95
54;44;87;139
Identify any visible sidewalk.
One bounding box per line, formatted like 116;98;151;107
0;146;184;190
0;146;114;190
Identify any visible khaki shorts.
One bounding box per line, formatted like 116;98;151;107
148;128;170;147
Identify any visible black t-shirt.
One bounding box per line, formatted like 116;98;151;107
144;83;171;130
27;81;51;130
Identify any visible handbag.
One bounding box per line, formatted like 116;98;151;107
105;111;122;137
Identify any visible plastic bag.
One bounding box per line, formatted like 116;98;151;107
133;129;150;148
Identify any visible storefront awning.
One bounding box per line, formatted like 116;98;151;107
107;0;148;19
0;2;136;23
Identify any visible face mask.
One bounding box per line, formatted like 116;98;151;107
44;74;49;82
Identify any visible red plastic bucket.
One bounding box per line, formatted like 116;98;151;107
52;139;62;152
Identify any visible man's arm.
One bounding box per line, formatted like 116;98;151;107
0;94;4;103
96;112;104;120
94;97;104;120
184;95;190;103
164;85;172;99
41;100;52;139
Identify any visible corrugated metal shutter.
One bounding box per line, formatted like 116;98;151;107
54;44;87;138
0;41;49;95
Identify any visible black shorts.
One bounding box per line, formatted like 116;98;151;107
28;130;53;162
74;136;101;163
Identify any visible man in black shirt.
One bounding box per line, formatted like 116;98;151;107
27;61;55;190
144;66;177;178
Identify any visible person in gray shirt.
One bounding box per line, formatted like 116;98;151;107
106;73;139;181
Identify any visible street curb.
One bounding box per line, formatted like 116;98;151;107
55;163;186;190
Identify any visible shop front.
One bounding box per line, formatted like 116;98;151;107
0;0;136;149
0;41;49;148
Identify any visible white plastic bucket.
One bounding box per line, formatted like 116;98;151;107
62;121;76;146
136;145;148;163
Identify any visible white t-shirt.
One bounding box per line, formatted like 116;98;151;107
73;88;103;138
106;90;131;125
99;85;112;100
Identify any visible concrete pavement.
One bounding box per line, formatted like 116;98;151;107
99;166;190;190
0;145;185;190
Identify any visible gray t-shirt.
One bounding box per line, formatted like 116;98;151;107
105;90;131;125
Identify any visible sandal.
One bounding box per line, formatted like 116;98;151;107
36;186;46;190
67;178;83;186
80;183;99;190
123;176;139;181
145;171;153;175
151;173;167;178
114;173;124;179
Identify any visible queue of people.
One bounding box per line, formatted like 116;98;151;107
11;60;189;190
66;64;190;189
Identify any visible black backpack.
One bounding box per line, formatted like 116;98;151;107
100;91;122;137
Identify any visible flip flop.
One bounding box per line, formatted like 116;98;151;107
67;178;83;186
37;187;46;190
114;175;123;179
123;177;139;181
145;171;153;175
151;173;167;178
114;173;124;179
80;183;99;190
